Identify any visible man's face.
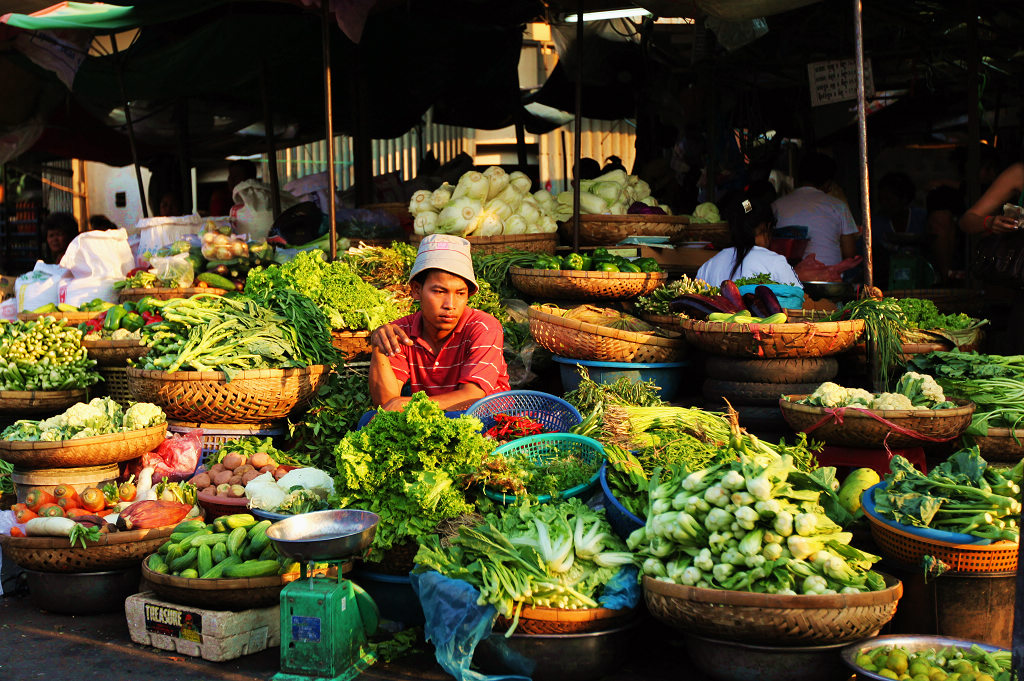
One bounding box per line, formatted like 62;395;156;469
47;229;69;254
411;270;470;336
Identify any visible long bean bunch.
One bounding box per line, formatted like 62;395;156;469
473;250;539;298
828;297;909;389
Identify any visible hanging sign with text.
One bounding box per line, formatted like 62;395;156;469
808;59;874;107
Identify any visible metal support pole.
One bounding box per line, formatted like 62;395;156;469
109;32;148;218
854;0;871;287
321;0;337;260
571;0;584;253
260;61;282;219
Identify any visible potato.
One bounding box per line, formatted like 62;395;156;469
216;483;231;496
228;484;246;498
209;463;226;475
273;467;289;480
259;465;276;474
235;464;255;477
222;452;245;470
212;470;233;486
250;451;274;469
191;472;212;489
241;470;260;485
228;474;243;486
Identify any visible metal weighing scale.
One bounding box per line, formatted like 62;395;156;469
266;509;381;681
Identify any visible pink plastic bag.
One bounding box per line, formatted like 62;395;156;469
129;430;202;482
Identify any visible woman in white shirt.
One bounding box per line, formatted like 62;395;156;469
697;189;802;289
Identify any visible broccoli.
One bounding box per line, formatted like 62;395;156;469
870;393;914;411
803;382;850;408
895;371;946;407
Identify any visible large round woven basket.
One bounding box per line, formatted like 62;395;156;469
0;389;87;415
117;286;227;302
494;605;636;635
779;395;975;448
673;222;732;249
642;574;902;646
677;318;865;359
638;312;683;328
17;310;104;323
528;306;686;363
566;214;691;246
410;232;556;256
0;423;167;468
969;427;1024;462
510;267;668;301
331;330;371;361
82;338;150;366
0;526;174;573
98;366;134;407
141;561;285;609
125;365;328;423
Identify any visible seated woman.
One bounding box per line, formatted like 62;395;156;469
697;189;802;288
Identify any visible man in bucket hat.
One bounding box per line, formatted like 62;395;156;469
369;234;510;411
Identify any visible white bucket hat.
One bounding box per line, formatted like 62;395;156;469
408;234;478;294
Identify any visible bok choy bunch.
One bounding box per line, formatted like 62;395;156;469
629;447;885;595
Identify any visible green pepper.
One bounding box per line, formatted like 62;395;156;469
597;262;620;272
635;257;661;273
136;296;162;314
579;255;593;271
121;301;136;314
120;312;145;332
564;253;586;271
619;262;642;273
103;306;127;331
592;247;610;260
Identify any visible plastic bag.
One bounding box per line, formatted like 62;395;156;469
58;229;136;308
15;262;71;312
232;180;299;242
150;252;194;288
135;215;207;267
200;230;249;262
130;430;202;483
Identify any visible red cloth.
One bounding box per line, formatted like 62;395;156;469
388;308;510;397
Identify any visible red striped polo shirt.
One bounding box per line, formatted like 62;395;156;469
387;308;510;396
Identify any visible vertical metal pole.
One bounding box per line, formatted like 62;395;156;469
854;0;872;287
572;0;584;253
109;32;148;218
260;61;282;219
321;0;337;260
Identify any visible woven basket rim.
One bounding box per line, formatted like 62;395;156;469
125;364;328;381
780;394;976;420
17;311;103;322
82;338;145;349
0;388;87;399
983;427;1024;438
0;525;174;549
642;573;902;608
678;317;866;334
119;286;227;295
511;267;669;282
513;604;634;621
528;306;683;348
142;560;283;590
863;509;1017;552
0;422;167;452
575;214;691;225
411;232;556;245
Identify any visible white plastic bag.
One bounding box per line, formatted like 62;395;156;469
135;214;208;267
57;229;136;307
15;261;71;312
150;252;194;288
232;180;299;242
0;298;17;321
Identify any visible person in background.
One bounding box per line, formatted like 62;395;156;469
209;160;258;215
697;188;801;287
871;171;928;285
158;191;183;217
576;157;602;181
88;214;118;231
772;151;860;267
959;159;1024;236
43;212;78;264
601;155;627;174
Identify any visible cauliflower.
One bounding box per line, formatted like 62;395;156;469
110;328;139;340
846;388;874;407
89;397;124;430
895;371;946;407
70;428;102;440
123;402;166;430
63;402;110;432
804;382;850;408
276;468;334;498
870;392;914;411
38;414;67;432
246;472;287;510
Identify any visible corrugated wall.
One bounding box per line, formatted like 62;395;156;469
538;119;637;195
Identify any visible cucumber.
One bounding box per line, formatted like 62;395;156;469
201;555;241;579
247;519;272;540
179;568;199;579
227;526;247;557
196;272;236;289
197;544;213;576
224;559;281;578
148;554;167;572
211;542;228;564
172;519;207;535
222;514;257;530
258;543;277;561
247;521;272;553
157;540;173;556
189;532;229;548
169;547;198;572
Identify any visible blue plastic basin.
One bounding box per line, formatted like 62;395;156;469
738;283;805;311
553;357;689;401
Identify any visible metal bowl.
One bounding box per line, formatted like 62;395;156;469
683;632;854;681
472;617;642;681
265;509;379;562
802;280;856;301
841;634;1009;681
26;567;140;614
251;507;292;522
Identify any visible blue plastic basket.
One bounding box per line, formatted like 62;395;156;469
862;481;991;546
738;283;805;311
483;433;605;504
598;462;644;541
464;390;582;434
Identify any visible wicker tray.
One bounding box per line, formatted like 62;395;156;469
494;605;636;634
125;365;328;423
969;427;1024;462
528;305;686;363
677;318;865;359
643;574;902;645
17;310;104;323
565;214;690;246
117;286;227;302
141;561;285;609
410;232;556;256
0;526;175;573
638;312;683;328
82;338;150;366
331;330;371;361
0;422;167;468
510;267;668;301
0;389;87;415
779;395;975;448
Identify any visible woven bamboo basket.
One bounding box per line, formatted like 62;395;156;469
566;214;691;246
528;306;686;363
410;232;556;256
494;604;637;635
117;286;227;302
360;540;420;576
331;330;371;361
0;423;167;468
677;318;865;359
125;365;328;423
82;338;150;366
0;526;175;573
17;310;104;323
673;222;732;249
638;312;683;328
98;366;134;407
642;574;902;645
0;389;87;414
779;395;975;448
970;427;1024;462
510;267;668;301
141;561;285;609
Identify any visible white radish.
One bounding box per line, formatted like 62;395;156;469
25;516;77;537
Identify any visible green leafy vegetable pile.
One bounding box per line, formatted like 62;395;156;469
908;351;1024;433
2;397;164;442
634;276;717;316
893;297;978;331
331;393;495;560
289;369;373;471
733;274;778;287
